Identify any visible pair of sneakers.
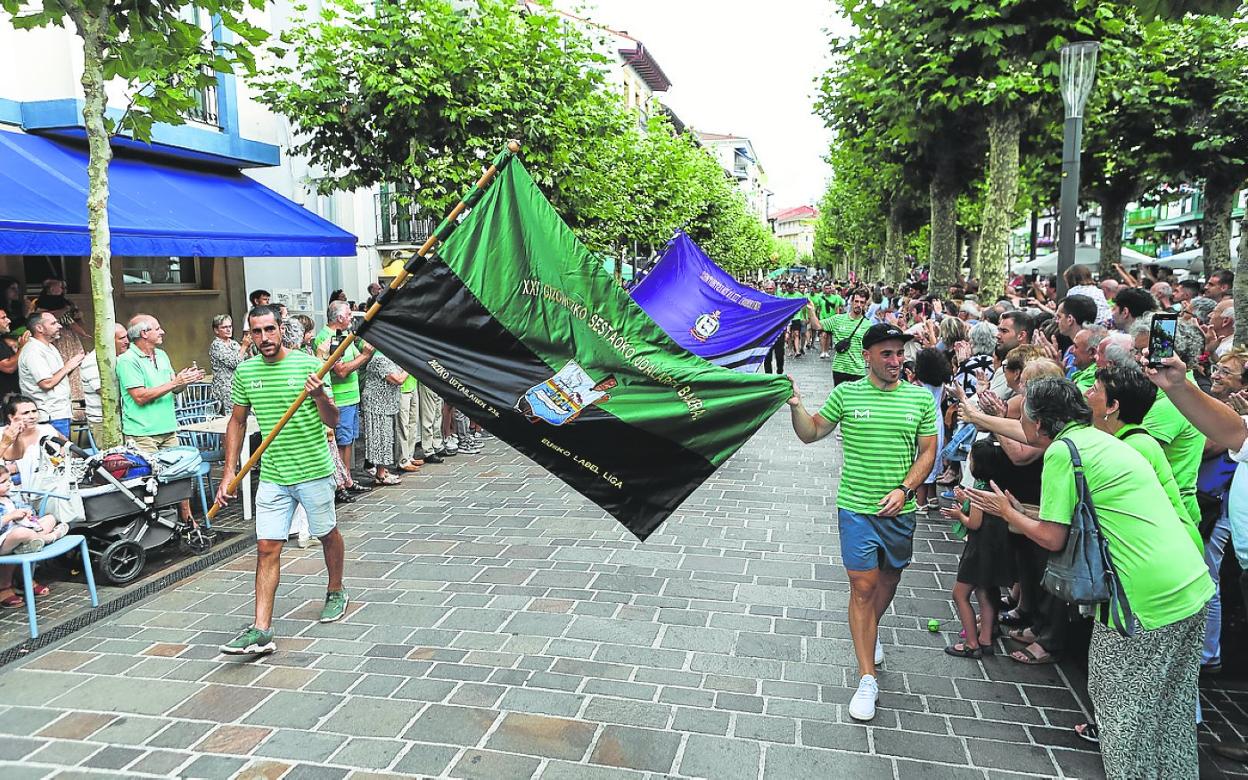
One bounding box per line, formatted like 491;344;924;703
849;638;886;722
220;590;349;656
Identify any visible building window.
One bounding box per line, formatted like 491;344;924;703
187;64;220;126
121;257;203;288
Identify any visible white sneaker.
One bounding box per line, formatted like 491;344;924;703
820;351;830;359
874;637;884;666
297;532;310;549
849;674;879;721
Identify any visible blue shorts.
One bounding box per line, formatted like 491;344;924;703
838;508;916;572
255;475;337;541
334;403;360;445
48;418;70;439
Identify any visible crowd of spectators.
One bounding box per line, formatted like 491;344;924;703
761;263;1247;774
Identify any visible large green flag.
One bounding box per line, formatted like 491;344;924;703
365;157;791;539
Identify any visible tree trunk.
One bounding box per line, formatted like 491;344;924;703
884;200;905;284
1236;212;1248;347
929;163;959;293
1098;193;1128;280
76;12;121;448
1203;179;1239;273
966;232;980;283
978;112;1021;305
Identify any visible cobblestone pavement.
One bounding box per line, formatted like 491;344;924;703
0;354;1235;779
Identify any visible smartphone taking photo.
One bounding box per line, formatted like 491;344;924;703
1148;312;1178;366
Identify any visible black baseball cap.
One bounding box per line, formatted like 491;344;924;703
861;323;915;350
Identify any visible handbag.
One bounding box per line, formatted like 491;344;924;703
24;444;86;525
834;316;866;354
1040;438;1136;637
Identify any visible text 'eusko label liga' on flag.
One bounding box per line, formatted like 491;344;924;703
365;157;793;540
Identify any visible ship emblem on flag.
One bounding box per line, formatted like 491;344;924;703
517;361;617;426
690;310;721;343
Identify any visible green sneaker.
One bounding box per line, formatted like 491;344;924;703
219;626;275;656
319;590;349;623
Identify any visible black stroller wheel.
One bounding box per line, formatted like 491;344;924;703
179;524;214;556
99;540;146;585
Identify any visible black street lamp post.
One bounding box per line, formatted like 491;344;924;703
1057;41;1100;298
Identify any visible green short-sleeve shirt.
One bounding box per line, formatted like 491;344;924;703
1038;425;1213;630
314;326;361;407
1116;425;1200;550
116;348;178;436
818;379;938;514
232;350;335;485
814;294;843;321
821;313;868;377
1070;363;1097;390
1142;386;1205;500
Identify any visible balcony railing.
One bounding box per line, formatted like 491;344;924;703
375;190;435;246
1125;206;1158;227
187;64;219;126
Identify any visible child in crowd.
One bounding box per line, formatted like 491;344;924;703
940;439;1016;658
0;464;67;556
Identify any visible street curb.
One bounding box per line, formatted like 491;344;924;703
0;532;255;669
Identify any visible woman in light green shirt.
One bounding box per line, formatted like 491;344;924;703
968;378;1212;779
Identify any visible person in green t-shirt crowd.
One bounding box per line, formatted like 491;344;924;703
967;378;1212;779
314;300;375;497
1128;314;1207;530
1068;325;1105;390
820;288;870;385
217;305;348;657
779;281;809;360
812;281;844;360
787;322;937;724
117;314;205;522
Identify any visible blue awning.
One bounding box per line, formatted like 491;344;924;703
0;130;356;257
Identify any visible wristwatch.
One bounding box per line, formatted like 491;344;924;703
896;484;916;502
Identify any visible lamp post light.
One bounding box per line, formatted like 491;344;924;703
1056;41;1099;298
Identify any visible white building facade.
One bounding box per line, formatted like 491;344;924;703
697;133;770;223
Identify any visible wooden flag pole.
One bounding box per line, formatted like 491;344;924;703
207;139;522;520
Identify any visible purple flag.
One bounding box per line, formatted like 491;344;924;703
630;232;807;371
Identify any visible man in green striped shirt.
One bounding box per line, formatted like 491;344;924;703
788;323;937;722
216;306;348;656
821;289;870;385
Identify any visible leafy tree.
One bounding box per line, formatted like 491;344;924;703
2;0;265;446
1160;14;1248;272
1076;12;1176;276
261;0;616;215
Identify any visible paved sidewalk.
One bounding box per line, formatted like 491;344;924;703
0;355;1226;779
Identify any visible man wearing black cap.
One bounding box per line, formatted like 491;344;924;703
787;323;938;722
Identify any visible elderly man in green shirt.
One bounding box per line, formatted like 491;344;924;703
117;314;205;520
1069;325;1106;390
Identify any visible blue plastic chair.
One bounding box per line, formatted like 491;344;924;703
0;534;98;638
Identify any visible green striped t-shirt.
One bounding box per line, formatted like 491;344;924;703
818;379;938;514
232;350;335;485
821;313;868;377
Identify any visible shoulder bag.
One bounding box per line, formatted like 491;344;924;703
834;316;866;354
1040;438;1136;637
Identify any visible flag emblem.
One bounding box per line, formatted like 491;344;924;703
517;361;618;426
690;311;721;343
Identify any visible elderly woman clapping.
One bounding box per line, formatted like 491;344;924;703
966;377;1213;779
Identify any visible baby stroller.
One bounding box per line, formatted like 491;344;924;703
23;437;214;586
